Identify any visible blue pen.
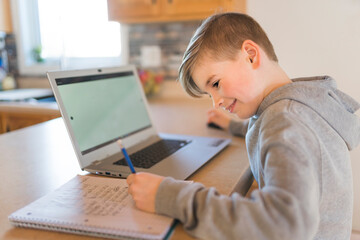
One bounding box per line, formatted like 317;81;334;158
117;139;136;174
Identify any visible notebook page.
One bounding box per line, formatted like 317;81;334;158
9;175;173;239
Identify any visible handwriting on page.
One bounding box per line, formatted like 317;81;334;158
82;183;131;216
47;176;133;217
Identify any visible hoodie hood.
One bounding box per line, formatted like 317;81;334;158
256;76;360;150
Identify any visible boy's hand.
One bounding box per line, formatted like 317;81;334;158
207;109;231;130
126;172;164;213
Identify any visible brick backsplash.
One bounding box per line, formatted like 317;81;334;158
128;21;201;80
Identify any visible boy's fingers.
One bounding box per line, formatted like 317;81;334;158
207;109;216;115
127;185;132;195
126;173;135;185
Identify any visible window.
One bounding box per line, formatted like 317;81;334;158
11;0;128;75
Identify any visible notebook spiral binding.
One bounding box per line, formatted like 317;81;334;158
9;215;165;240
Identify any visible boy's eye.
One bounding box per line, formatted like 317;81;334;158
212;80;220;88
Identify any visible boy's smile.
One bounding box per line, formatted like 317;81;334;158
226;99;237;113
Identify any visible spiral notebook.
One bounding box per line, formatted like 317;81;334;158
8;175;174;240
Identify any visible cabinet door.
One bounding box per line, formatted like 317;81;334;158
107;0;161;22
0;0;13;33
163;0;232;19
107;0;245;23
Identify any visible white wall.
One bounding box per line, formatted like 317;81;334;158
247;0;360;230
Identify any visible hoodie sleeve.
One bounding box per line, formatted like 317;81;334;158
228;119;249;137
155;112;321;240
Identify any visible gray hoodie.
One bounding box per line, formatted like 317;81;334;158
155;76;360;240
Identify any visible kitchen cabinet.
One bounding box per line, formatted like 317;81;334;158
107;0;246;23
0;0;13;33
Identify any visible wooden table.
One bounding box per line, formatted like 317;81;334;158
0;95;252;240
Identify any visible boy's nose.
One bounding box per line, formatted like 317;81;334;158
212;95;224;109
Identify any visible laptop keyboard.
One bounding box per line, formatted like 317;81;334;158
113;139;190;169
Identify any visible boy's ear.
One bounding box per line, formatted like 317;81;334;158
242;40;260;68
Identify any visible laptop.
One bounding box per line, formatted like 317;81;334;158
47;65;231;180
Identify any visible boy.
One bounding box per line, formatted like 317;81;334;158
127;12;360;239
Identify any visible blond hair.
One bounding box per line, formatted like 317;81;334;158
178;12;278;97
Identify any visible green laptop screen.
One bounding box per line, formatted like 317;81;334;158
56;71;151;154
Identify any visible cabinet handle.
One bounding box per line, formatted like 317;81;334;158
168;0;173;3
152;0;156;4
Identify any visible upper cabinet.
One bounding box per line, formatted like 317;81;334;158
0;0;13;33
107;0;246;24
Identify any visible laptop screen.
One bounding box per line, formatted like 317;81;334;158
55;71;151;155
